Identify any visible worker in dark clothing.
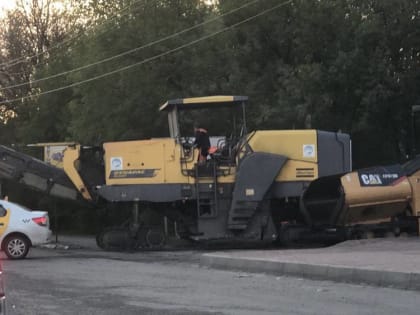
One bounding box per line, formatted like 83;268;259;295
194;125;210;163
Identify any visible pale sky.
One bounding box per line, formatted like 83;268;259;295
0;0;70;18
0;0;17;17
0;0;219;23
0;0;217;17
0;0;16;9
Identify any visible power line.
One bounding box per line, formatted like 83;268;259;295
1;0;292;105
0;0;261;92
0;0;144;68
0;0;145;69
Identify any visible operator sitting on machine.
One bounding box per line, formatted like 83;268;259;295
193;124;211;163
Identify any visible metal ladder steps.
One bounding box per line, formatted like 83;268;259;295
228;224;248;230
228;207;255;229
230;208;255;216
198;199;215;206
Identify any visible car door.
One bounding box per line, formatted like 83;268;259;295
0;203;10;237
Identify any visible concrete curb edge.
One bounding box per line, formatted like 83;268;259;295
200;254;420;291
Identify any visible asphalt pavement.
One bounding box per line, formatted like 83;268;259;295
51;234;420;291
6;245;420;315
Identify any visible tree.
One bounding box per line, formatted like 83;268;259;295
0;0;419;168
64;0;221;143
219;0;420;167
0;0;86;142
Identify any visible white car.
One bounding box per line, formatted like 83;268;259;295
0;200;51;259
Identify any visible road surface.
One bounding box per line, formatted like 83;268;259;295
2;246;420;315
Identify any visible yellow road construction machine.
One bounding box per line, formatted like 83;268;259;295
299;151;420;243
0;96;354;249
295;105;420;243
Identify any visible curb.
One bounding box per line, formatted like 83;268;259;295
200;254;420;291
39;243;71;250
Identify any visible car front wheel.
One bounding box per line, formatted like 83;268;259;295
3;235;30;259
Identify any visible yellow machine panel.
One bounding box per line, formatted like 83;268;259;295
104;138;238;186
247;130;319;182
248;130;318;162
408;170;420;216
103;130;322;186
341;172;412;209
104;138;192;185
276;160;318;182
302;162;416;229
339;171;412;224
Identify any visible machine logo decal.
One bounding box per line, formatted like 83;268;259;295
360;174;383;185
303;144;315;158
110;157;123;171
358;165;404;187
109;169;160;179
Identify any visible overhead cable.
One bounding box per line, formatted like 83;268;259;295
1;0;292;104
0;0;261;91
0;0;145;69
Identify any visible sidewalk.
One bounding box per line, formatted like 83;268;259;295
45;233;98;250
200;237;420;291
45;234;420;290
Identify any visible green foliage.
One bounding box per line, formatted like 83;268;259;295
0;0;419;167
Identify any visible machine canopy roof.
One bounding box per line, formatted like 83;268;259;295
159;95;248;112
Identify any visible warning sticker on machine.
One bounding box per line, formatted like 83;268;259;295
357;165;405;186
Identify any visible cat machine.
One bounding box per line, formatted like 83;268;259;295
298;152;420;243
296;105;420;242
